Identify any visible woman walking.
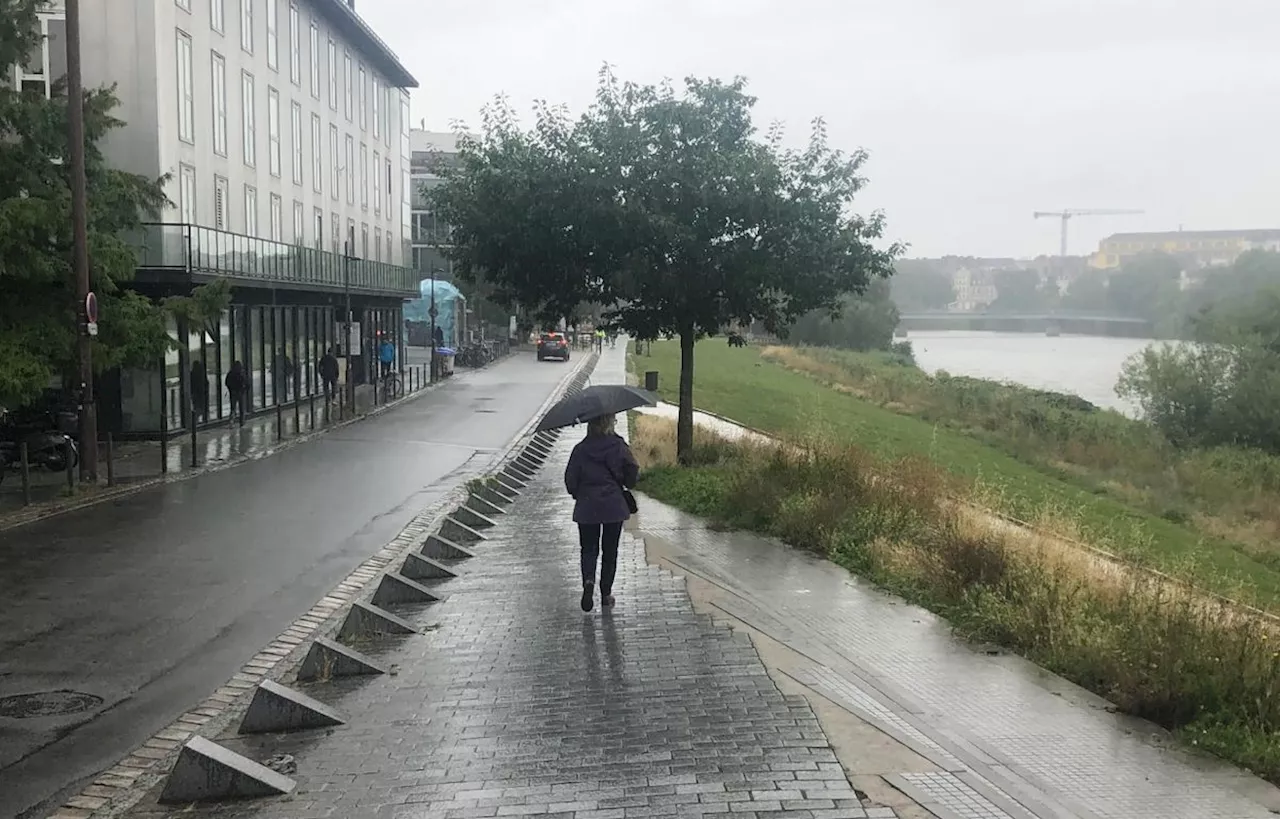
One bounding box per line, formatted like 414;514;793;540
564;414;639;612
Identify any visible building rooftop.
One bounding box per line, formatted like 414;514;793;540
410;130;467;155
314;0;416;88
1103;229;1280;242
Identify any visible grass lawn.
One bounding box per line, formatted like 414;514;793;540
630;338;1280;610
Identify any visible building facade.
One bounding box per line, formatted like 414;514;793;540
18;0;421;437
408;129;462;277
949;267;997;312
1089;229;1280;270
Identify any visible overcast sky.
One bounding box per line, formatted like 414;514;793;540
359;0;1280;259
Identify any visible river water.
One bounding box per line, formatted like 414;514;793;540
906;331;1156;415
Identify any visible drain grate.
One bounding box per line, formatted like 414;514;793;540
0;690;103;719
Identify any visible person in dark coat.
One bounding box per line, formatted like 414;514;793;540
563;413;639;612
190;359;209;422
318;348;339;402
225;361;247;425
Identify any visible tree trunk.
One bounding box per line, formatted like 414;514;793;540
677;328;695;464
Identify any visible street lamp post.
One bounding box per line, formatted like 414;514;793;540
343;232;354;413
67;0;95;481
428;268;439;382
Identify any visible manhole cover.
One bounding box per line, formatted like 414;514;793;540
0;690;103;718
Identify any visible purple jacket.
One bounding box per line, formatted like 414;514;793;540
564;433;640;525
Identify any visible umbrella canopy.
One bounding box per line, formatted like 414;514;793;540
535;384;659;432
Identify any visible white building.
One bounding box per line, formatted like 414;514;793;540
50;0;418;264
408;129;463;274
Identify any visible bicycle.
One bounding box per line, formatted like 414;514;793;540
380;368;403;400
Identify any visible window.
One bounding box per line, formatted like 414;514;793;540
179;164;196;223
372;77;380;139
343;52;352;121
326;39;336;109
328;124;338;200
290;102;303;184
211;52;227;156
241;71;256;166
348;218;356;256
382;86;391;147
214;176;229;230
358;65;366;130
269;194;283;241
211;0;224;32
308;22;319;96
310;114;322;192
361;222;369;258
176;0;190;12
331;212;340;253
267;87;281;176
288;3;300;84
374;226;381;260
240;0;253;52
360;142;368;208
244;185;258;235
293;200;304;243
345;135;354;204
176;30;194;143
385;157;392;213
373;149;381;214
386;230;393;263
265;0;277;69
313;207;324;249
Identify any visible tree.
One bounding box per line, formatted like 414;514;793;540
1060;269;1109;312
788;278;899;351
1108;252;1181;319
989;269;1050;312
0;0;171;409
433;69;899;461
890;259;954;311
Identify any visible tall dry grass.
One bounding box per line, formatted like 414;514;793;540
633;413;1280;782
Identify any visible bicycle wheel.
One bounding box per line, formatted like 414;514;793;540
387;375;403;399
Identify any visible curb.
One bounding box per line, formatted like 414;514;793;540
52;351;599;819
0;361;504;533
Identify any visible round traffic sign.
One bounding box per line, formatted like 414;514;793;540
85;292;99;323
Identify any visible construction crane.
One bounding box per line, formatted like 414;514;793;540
1033;208;1144;258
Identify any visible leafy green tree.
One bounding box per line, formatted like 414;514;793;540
1060;269;1110;312
0;0;172;409
433;69;899;461
989;269;1050;312
1108;252;1181;319
787;278;899;351
889;259;954;311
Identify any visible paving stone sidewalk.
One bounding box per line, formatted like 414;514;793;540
125;430;900;818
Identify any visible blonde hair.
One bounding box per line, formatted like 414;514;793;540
586;414;616;437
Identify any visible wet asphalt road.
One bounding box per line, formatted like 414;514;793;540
0;354;574;818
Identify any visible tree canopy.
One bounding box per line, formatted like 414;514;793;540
0;0;176;409
430;68;899;459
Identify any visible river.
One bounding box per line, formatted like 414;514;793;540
906;332;1157;416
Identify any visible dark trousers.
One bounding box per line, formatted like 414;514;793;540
323;378;336;401
229;392;245;424
579;521;623;595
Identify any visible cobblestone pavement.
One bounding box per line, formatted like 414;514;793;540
125;425;903;816
633;471;1280;816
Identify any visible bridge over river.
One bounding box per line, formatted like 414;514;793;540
897;311;1154;338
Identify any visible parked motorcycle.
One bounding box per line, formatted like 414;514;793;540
0;404;79;483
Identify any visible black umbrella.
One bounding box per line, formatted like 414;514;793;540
535;384;659;432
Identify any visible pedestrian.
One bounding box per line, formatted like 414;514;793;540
225;361;247;425
378;335;396;380
563;413;639;612
318;348;339;402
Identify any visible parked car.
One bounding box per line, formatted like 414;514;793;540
536;332;570;362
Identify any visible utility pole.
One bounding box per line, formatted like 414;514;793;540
428;268;439;382
67;0;96;481
344;230;355;412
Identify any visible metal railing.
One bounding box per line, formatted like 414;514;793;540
134;222;420;296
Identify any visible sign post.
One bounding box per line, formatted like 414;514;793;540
85;291;99;337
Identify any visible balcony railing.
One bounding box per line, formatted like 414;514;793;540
133;222;420;297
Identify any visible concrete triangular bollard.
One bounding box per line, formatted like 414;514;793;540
495;473;527;493
477;485;514;507
526;443;552;460
453;505;498;530
402;551;459;581
505;462;534;482
372;572;440;607
159;736;296;803
422;533;476;560
338;600;419;641
296;636;388;681
466;494;505;517
238;679;346;734
440;516;486;544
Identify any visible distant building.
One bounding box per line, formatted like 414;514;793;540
950;267;997;312
1089;229;1280;270
409;129;466;277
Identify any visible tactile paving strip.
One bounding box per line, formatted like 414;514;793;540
895;771;1017;819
